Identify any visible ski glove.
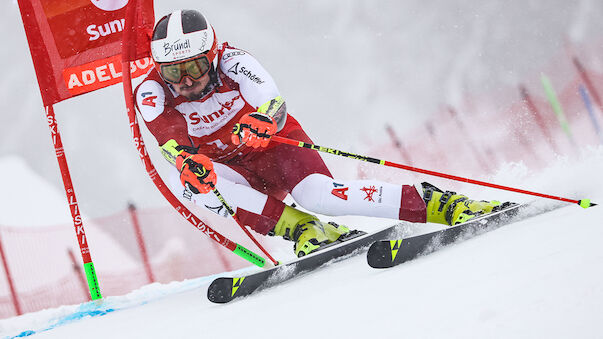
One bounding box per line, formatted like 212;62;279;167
231;112;277;148
176;152;217;194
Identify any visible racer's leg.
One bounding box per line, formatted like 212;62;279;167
167;162;286;234
232;115;427;223
290;173;426;222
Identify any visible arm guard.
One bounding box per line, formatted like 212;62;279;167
258;96;287;132
160;139;200;166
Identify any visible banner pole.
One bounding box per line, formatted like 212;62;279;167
46;105;102;300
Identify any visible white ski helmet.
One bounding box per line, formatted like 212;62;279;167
151;9;218;66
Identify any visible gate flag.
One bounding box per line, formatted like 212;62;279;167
18;0;155;106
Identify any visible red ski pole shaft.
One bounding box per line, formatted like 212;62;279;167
271;135;596;208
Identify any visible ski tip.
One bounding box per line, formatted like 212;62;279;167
577;199;597;208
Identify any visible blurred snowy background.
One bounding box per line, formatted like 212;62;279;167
2;0;603;218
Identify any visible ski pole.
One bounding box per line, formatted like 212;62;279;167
211;187;279;267
188;162;278;267
271;135;597;208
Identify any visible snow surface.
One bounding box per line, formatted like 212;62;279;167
1;149;602;338
0;156;72;227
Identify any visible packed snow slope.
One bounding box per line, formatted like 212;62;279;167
1;148;602;338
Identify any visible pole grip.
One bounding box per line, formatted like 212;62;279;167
233;244;268;268
83;262;102;300
212;188;279;266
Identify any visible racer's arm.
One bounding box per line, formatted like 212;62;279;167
135;78;215;193
160;139;216;194
221;48;287;146
135;79;192;147
220;48;287;128
144;106;191;146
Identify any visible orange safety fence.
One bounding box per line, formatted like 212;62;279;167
0;205;270;319
361;41;603;185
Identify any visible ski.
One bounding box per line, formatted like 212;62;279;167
207;225;403;303
366;203;552;268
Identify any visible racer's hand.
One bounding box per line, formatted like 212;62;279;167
231;112;277;148
176;152;217;194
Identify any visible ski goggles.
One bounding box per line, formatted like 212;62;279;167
158;55;211;84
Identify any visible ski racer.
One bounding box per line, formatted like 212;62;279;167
135;9;505;257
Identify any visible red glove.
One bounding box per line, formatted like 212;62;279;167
176;152;217;194
231;112;277;148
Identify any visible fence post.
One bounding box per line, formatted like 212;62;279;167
424;121;450;168
127;203;155;283
0;229;21;315
573;57;603;118
448;106;493;172
578;85;603;144
540;73;577;149
385;124;414;167
210;241;233;273
67;248;91;301
519;85;560;154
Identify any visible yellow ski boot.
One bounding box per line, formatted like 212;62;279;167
270;205;352;257
422;182;504;226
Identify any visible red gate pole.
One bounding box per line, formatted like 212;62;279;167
46;105;102;301
127;203;155;283
0;229;21;315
